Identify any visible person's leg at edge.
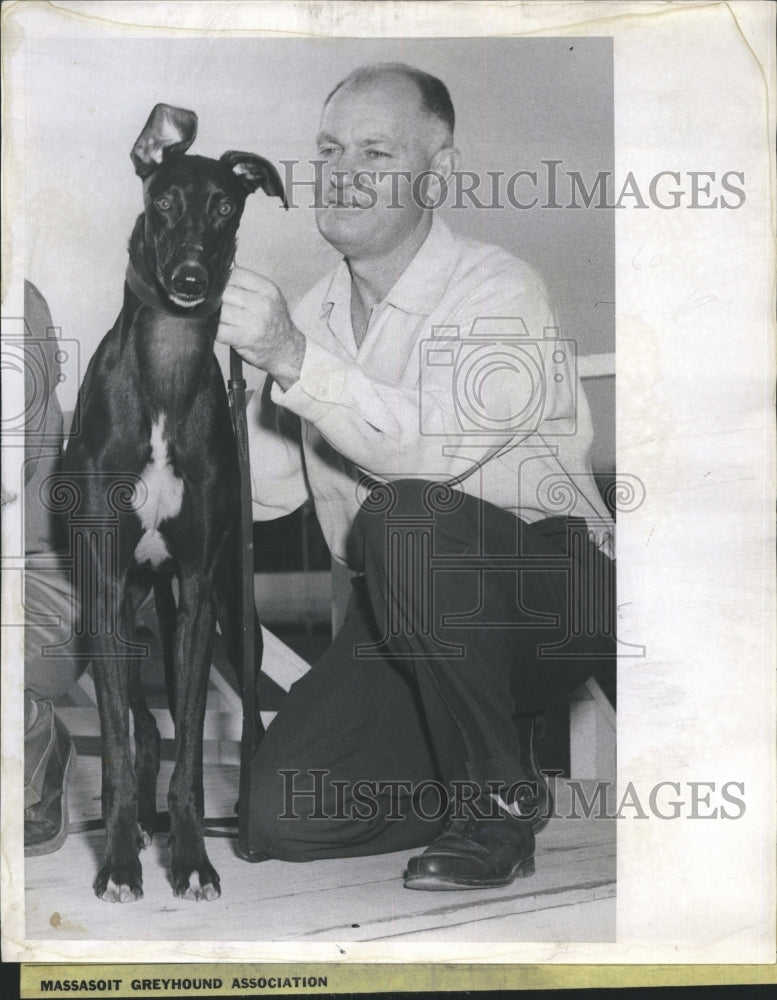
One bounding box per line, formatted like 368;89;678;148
24;566;81;856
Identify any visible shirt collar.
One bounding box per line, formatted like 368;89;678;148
382;215;458;314
321;257;352;316
321;215;458;319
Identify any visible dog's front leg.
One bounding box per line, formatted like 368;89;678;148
168;574;221;900
93;655;145;902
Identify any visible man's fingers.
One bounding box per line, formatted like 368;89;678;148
227;263;273;293
217;300;245;330
221;283;263;312
215;321;238;345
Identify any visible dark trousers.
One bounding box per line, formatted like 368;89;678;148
247;479;615;861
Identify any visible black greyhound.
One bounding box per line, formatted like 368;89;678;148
64;104;285;901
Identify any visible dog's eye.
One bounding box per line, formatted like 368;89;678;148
218;201;235;218
155;196;172;212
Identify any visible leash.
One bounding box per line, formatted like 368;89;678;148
227;347;261;861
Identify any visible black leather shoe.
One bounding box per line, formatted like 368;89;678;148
24;715;76;857
404;800;535;891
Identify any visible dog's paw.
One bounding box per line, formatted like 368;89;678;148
172;862;221;901
137;823;153;849
100;879;143;903
94;862;143;903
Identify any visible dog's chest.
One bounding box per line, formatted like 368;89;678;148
132;416;184;567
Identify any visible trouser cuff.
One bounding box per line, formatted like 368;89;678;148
24;699;56;809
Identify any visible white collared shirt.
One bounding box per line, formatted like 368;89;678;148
247;216;614;566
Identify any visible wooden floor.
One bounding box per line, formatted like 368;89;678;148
25;756;615;944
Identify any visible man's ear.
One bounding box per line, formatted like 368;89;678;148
421;147;461;206
431;146;461;182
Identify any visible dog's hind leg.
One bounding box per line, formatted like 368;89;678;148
154;578;178;718
128;660;160;847
121;576;162;846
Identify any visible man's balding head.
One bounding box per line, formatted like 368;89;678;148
325;63;455;152
315;62;460;261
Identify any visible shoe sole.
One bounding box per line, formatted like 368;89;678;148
24;741;77;858
404;855;535;891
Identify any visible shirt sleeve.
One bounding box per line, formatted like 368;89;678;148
270;267;575;481
24;282;64;484
270;338;474;478
247;373;311;519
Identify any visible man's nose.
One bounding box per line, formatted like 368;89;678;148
328;168;351;192
328;151;358;188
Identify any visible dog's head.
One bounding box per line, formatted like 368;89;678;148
130;103;287;309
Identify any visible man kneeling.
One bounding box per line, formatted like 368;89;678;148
218;63;615;889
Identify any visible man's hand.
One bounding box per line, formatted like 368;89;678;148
217;265;306;391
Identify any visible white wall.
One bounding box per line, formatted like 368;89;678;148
23;36;614;410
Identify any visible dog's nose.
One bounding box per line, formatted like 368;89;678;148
171;262;208;298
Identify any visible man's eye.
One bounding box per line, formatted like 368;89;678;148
364;150;390;160
318;147;339;158
219;201;235;217
155;196;172;211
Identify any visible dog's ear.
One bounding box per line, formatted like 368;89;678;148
131;104;198;178
220;152;288;209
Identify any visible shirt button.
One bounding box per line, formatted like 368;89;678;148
319;386;329;400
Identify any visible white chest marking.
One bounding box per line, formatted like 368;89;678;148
132;416;184;568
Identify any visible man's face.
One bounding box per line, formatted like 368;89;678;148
314;76;440;259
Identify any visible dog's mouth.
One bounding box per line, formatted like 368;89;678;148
167;290;207;308
157;268;210;309
155;251;234;311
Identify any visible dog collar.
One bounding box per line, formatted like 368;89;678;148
125;260;224;319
